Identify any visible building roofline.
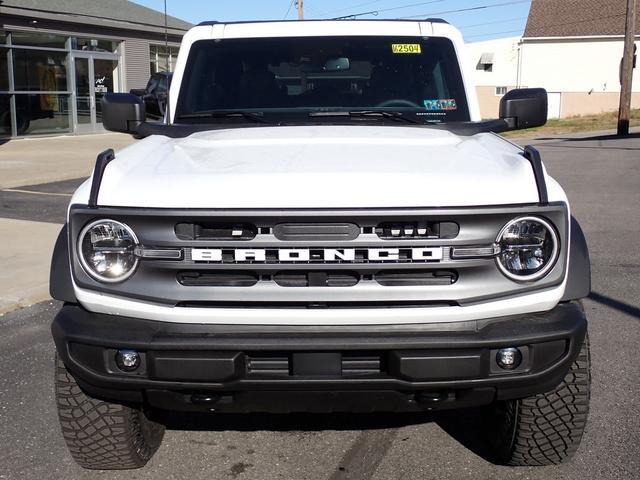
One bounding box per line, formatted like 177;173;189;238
0;4;190;35
522;34;639;41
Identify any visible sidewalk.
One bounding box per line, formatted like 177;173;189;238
0;132;137;314
0;218;62;314
0;132;136;189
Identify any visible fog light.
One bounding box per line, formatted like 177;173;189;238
496;347;522;370
116;349;140;371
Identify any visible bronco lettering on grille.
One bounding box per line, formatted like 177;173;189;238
191;247;444;263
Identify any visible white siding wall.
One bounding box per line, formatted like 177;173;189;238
123;37;151;91
466;37;521;88
519;38;640;93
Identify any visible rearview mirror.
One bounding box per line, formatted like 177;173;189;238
499;88;548;130
324;57;350;72
101;93;146;134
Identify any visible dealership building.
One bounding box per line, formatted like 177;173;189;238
0;0;191;138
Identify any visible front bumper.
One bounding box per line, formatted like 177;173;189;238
52;302;587;413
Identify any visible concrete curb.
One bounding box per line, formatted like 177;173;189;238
0;292;51;316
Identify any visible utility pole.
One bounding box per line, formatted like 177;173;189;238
618;0;637;135
297;0;304;20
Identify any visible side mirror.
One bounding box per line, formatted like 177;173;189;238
101;93;146;134
499;88;548;130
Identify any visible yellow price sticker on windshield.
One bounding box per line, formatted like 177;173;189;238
392;43;422;54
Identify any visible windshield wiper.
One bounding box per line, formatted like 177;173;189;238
178;111;267;123
309;110;421;124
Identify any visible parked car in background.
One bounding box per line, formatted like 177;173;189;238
129;72;172;119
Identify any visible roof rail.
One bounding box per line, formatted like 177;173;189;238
424;18;449;24
195;18;450;26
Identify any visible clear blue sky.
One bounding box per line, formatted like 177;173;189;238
132;0;532;42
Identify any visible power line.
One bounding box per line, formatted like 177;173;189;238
459;16;526;29
466;29;523;39
305;1;329;18
333;0;444;20
323;0;386;16
400;0;532;20
283;0;295;19
464;11;626;40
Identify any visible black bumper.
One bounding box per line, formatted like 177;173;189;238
52;302;587;413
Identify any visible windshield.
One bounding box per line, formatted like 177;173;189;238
176;36;470;123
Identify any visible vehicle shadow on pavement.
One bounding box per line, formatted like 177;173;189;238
532;132;640;149
588;291;640;319
159;408;499;463
160;410;436;432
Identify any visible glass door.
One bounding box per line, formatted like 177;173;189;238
73;54;120;132
93;58;119;127
74;57;93;133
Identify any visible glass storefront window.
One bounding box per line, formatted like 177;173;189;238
1;94;11;135
1;30;122;137
71;37;119;53
11;31;67;49
12;49;68;91
13;93;71;135
150;44;179;73
0;51;8;90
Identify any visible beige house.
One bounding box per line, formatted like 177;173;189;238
469;0;640;119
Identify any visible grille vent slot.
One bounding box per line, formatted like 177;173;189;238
374;270;457;287
376;221;458;239
273;223;360;241
175;223;257;241
177;271;258;287
246;353;383;377
274;271;360;287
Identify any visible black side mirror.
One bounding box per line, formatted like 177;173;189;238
499;88;548;130
101;93;146;134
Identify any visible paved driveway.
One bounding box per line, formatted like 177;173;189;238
0;132;638;479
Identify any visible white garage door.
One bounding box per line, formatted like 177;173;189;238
547;92;562;119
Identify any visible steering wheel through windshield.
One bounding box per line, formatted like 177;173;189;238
375;99;422;108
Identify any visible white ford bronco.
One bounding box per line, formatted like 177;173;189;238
50;19;591;470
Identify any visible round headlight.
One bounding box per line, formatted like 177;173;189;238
78;220;139;283
495;216;559;281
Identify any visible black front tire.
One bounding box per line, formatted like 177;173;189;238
54;354;165;470
488;333;591;466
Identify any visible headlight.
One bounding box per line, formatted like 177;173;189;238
78;219;139;283
495;216;559;281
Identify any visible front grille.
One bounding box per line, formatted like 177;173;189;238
69;204;569;307
177;270;458;288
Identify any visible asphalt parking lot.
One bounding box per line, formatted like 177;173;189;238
0;132;639;479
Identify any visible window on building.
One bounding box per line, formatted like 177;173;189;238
477;52;494;72
12;49;68;91
0;51;8;91
150;44;179;73
495;86;508;96
71;37;119;53
11;31;67;49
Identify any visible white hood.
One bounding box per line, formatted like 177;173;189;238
94;126;539;209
